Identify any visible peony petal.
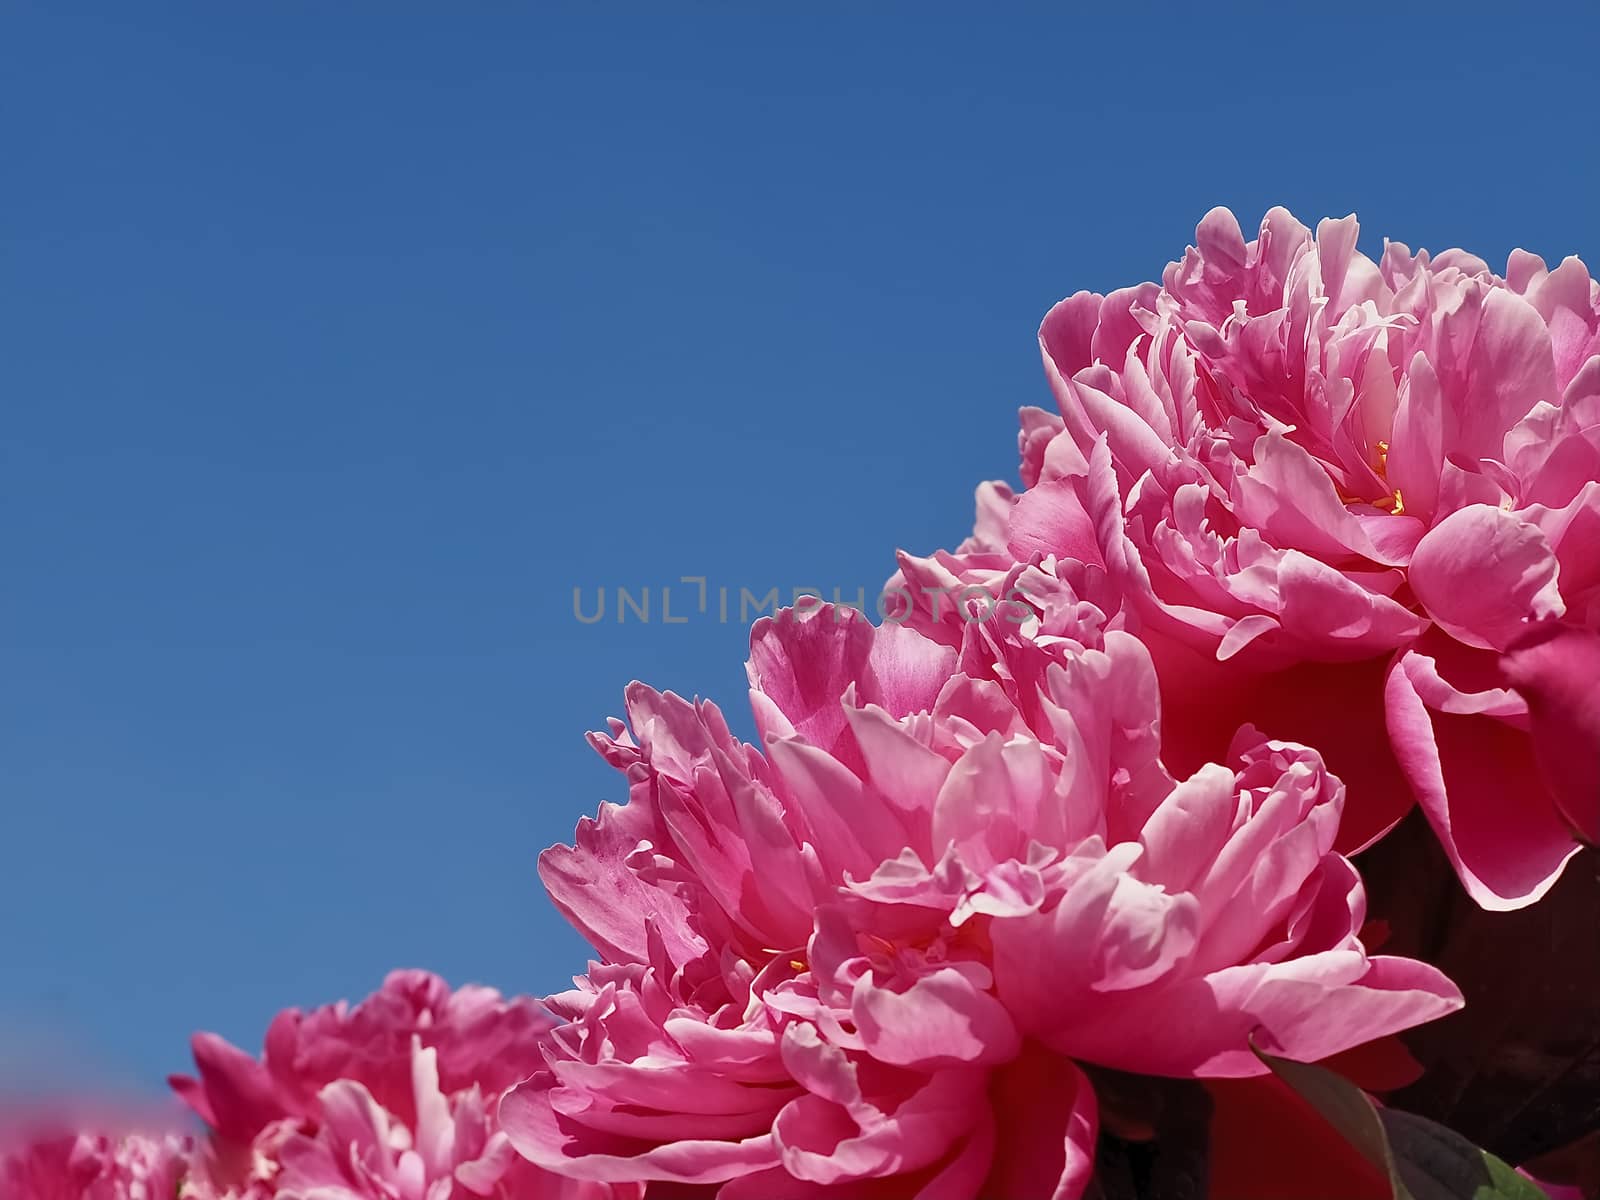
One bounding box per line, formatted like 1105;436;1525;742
1502;623;1600;843
170;1032;290;1142
851;967;1022;1069
1006;479;1104;567
539;800;704;968
1386;649;1581;908
1409;504;1565;650
985;1052;1098;1200
498;1076;779;1185
1451;287;1560;465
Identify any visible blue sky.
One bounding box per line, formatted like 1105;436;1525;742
3;2;1597;1096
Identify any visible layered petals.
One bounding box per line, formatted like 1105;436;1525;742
945;206;1600;905
509;604;1461;1196
1;1126;206;1200
170;972;610;1200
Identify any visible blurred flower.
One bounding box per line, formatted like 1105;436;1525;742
170;970;626;1199
1;1125;203;1200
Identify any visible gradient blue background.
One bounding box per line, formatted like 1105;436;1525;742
4;2;1598;1098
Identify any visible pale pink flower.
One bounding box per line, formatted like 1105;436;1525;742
171;969;551;1144
1;1125;207;1200
501;604;1460;1196
978;206;1598;907
259;1038;605;1200
171;971;622;1200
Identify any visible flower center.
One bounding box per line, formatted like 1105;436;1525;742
760;947;809;972
1337;439;1406;515
1370;440;1406;515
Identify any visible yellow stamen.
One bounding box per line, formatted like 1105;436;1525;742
1368;441;1404;514
761;948;809;973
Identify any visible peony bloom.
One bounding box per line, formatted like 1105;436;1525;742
968;206;1599;908
1;1125;205;1200
248;1039;596;1200
169;970;622;1199
501;603;1460;1196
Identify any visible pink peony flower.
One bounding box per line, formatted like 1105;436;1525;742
1;1125;206;1200
255;1037;614;1200
501;604;1460;1196
972;206;1598;908
170;970;624;1199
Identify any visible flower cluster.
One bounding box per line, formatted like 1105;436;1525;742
8;208;1597;1198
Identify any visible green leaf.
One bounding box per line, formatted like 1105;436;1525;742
1381;1110;1553;1200
1254;1045;1552;1200
1253;1047;1408;1195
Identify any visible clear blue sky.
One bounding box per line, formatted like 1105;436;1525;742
4;2;1597;1097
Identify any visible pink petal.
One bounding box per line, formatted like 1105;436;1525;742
497;1077;778;1185
1502;622;1600;843
1409;504;1564;650
986;1052;1098;1200
1232;430;1409;567
1435;286;1559;465
170;1032;289;1142
851;967;1022;1069
1386;649;1581;908
539;800;703;968
1006;479;1104;567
